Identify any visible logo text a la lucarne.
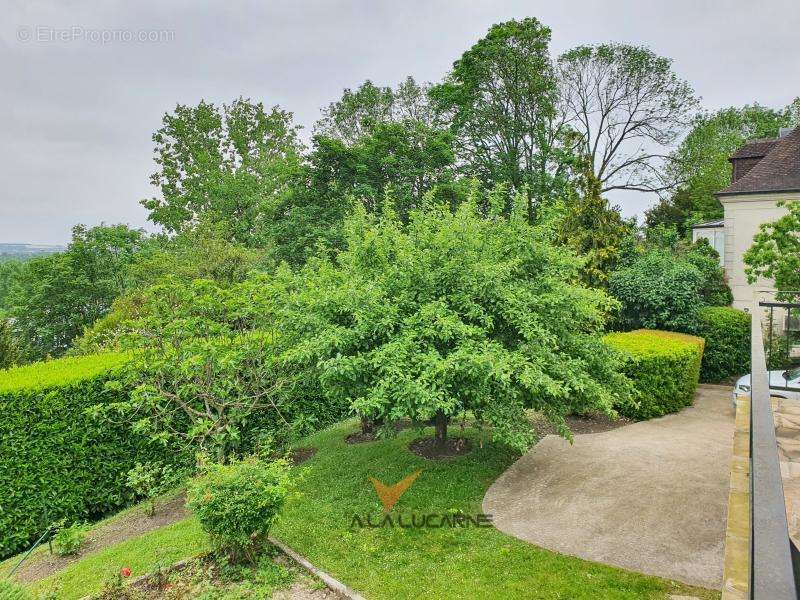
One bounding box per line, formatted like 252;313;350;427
351;469;493;529
350;511;493;529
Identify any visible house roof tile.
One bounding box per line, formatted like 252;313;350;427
717;127;800;196
728;138;779;160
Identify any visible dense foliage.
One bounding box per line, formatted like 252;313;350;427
5;224;145;361
0;320;19;369
692;306;750;382
608;234;730;331
282;194;630;451
744;200;800;294
314;76;438;143
604;330;704;419
141;98;304;247
187;457;290;564
431;17;562;206
84;275;346;460
0;259;23;317
310;120;457;221
0;353;173;558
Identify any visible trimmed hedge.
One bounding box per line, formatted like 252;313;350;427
0;353;171;558
691;306;750;383
604;329;704;419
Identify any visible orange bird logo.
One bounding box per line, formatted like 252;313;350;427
368;470;422;512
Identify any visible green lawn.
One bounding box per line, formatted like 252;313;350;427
0;489;187;579
272;421;719;600
13;420;719;599
29;518;208;599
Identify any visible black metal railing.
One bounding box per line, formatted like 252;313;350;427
750;299;800;599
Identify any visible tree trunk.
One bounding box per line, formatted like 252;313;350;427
434;410;449;450
361;415;377;436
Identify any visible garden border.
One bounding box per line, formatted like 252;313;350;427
75;538;366;600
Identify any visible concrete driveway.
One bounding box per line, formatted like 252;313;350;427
483;384;734;589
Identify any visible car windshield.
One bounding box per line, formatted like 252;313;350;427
786;367;800;381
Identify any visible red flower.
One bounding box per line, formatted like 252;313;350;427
120;567;132;578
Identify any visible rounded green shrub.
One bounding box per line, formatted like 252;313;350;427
692;306;750;382
604;329;704;419
187;458;290;564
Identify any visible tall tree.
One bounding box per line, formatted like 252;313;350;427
314;77;438;144
557;157;635;287
557;43;698;194
430;18;564;214
7;224;145;360
310;120;456;218
141;98;303;246
282;193;630;452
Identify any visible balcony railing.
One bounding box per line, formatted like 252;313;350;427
749;298;800;599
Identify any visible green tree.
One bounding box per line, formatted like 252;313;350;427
315;76;438;143
310;120;456;219
557;157;635;287
141;98;303;246
7;224;145;360
0;260;23;317
744;200;800;294
0;321;19;370
89;273;335;461
557;43;698;195
430;18;565;214
282;193;629;452
649;104;793;228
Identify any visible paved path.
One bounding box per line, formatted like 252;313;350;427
483;385;734;589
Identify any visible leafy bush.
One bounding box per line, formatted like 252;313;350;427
0;580;33;600
78;272;352;460
126;461;188;516
604;330;704;419
282;195;631;451
0;353;173;558
52;521;88;556
609;250;706;332
187;458;290;564
609;232;731;332
686;239;733;307
692;306;750;382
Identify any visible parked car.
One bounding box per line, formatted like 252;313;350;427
733;366;800;406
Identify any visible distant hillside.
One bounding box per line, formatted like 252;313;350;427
0;243;65;261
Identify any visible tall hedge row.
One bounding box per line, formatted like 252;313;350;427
0;354;171;558
604;329;704;419
691;306;750;383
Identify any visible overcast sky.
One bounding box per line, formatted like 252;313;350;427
1;0;798;244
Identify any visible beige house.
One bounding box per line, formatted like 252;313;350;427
691;126;800;311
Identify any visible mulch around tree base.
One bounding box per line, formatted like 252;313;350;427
288;447;318;465
409;437;472;460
